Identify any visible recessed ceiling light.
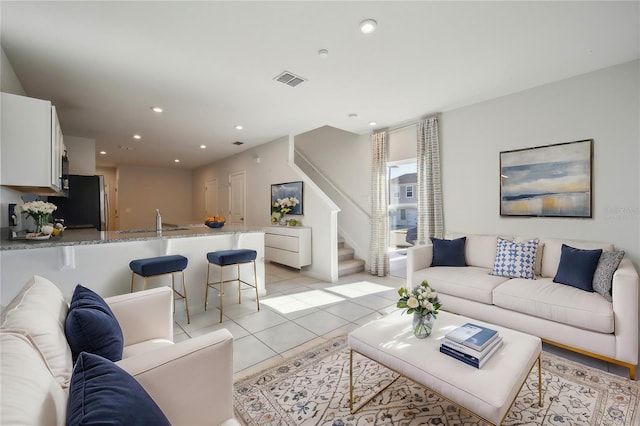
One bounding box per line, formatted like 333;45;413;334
233;141;244;146
359;19;377;34
318;49;329;58
200;145;206;149
234;125;243;130
99;151;107;155
369;121;377;126
174;159;180;163
133;134;141;140
348;113;358;119
151;106;163;113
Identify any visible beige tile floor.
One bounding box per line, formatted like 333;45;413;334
172;262;636;382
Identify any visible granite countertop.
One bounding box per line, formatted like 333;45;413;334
0;223;265;251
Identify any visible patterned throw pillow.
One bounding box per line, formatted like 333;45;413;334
490;238;539;279
592;250;625;302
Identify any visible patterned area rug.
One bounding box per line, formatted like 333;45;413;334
234;335;640;425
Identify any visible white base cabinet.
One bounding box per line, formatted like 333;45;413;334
265;226;311;269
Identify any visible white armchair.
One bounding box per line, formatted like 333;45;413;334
0;275;239;426
109;287;239;426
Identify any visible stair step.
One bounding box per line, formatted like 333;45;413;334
338;247;354;261
338;258;365;277
337;237;345;249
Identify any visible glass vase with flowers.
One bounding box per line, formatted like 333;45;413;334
397;280;442;338
271;196;299;225
20;201;57;235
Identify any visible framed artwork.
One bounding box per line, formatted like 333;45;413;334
271;181;303;215
500;139;593;218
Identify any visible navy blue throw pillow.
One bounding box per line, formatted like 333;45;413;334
65;285;124;363
67;352;171;426
553;244;603;292
431;237;467;267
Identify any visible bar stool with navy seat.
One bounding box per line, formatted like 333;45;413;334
130;254;190;324
205;249;259;323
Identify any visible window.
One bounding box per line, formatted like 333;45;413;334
388;160;417;254
405;185;414;198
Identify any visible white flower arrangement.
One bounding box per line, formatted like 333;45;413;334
20;200;57;216
272;196;299;215
397;280;442;317
20;201;57;233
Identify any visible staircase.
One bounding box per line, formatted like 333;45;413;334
338;237;365;277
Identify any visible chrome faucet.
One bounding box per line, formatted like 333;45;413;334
156;209;162;233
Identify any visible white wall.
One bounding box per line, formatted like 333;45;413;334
66;135;96;176
192;136;336;281
117;164;193;230
0;47;27;228
294;126;370;267
1;47;25;96
441;60;639;266
193;136;297;227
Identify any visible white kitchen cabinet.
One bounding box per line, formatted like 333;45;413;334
1;92;66;195
264;226;311;269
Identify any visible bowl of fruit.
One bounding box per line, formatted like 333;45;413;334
204;216;226;228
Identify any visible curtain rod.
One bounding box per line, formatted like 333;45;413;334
384;113;441;134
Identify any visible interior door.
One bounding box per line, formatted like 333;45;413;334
205;178;218;217
228;171;246;225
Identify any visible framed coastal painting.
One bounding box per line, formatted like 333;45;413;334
271;181;303;215
499;139;593;218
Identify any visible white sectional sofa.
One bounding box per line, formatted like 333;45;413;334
407;233;639;379
1;275;240;425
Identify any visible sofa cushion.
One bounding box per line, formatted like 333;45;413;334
413;266;510;305
540;238;614;278
490;238;539;279
553;244;602;292
67;352;171;426
0;332;68;425
431;237;467;267
515;236;545;276
493;278;614;333
592;250;625;302
65;285;124;363
0;275;72;387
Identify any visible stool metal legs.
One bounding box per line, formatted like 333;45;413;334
204;260;260;323
131;271;190;324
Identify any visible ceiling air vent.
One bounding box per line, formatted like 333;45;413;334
233;141;244;146
274;71;306;87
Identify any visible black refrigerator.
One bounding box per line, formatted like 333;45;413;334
49;175;109;231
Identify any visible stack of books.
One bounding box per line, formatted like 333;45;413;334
439;323;502;368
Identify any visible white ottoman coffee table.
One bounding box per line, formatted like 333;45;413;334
348;310;542;425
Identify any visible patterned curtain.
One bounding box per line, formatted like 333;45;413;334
417;117;444;244
370;130;389;277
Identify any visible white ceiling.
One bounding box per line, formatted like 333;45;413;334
2;1;638;170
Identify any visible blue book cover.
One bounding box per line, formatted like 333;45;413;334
439;345;479;368
440;340;503;368
442;336;503;360
445;323;499;351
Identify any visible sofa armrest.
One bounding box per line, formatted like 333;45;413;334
612;258;640;365
105;287;173;346
407;244;433;287
116;329;236;426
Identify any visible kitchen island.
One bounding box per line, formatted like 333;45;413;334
0;224;265;309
